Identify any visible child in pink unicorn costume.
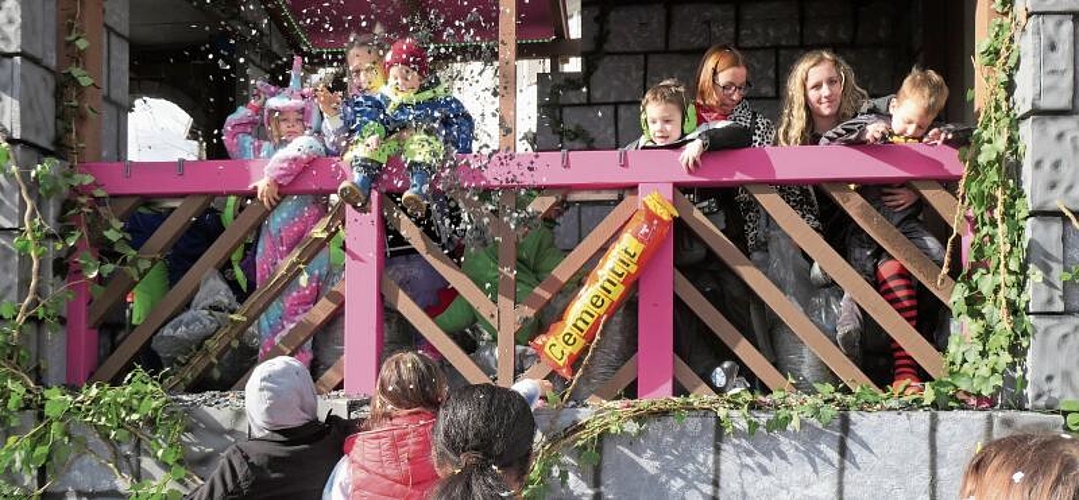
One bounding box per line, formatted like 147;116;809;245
223;56;329;366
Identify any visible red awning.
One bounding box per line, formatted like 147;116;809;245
264;0;564;53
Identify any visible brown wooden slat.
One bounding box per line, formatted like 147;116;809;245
526;189;567;219
315;357;345;394
673;191;878;390
89;195;216;327
674;355;716;396
522;358;553;380
496;191;517;386
745;183;944;378
908;180;964;234
515;195;639;328
232;277;347;389
586;355;638;403
382;199;497;323
382;277;490;385
106;196;143;220
821;183;955;305
674;271;792;392
90;201;271;382
165;204;344;391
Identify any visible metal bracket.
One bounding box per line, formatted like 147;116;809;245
123;160;131;178
561;149;568;169
618;149;626;168
176;158;185;176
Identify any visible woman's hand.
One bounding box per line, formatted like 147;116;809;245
255;177;281;209
881;186;918;211
922;127;952;146
315;87;342;117
863;121;891;143
679;139;706;173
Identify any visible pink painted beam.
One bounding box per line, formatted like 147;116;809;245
66;216;98;385
343;191;385;396
636;183;675;398
78;145;963;197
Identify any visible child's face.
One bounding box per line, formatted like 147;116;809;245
388;65;422;94
645;102;683;145
805;61;843;121
274;110;305;142
888;98;934;139
347;46;385;94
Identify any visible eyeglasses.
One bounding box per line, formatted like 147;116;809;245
713;80;752;96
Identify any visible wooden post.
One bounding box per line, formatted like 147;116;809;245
498;0;517;152
636;183;674;398
59;0;105;384
344;193;385;395
973;0;1002;114
496;191;517;386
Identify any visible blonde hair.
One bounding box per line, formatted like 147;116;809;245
896;67;949;117
776;50;867;146
643;78;688;112
694;45;746;109
364;351;447;431
959;433;1079;500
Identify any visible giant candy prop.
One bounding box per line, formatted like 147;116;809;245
530;192;678;379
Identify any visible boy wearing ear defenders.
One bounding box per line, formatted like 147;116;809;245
624;79;752;172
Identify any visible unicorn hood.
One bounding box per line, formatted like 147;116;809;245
257;55;321;133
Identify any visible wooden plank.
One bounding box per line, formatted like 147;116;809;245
497;0;517;151
674;355;716;396
382;278;490;385
90;201;270;383
515;195;638;330
909;180;965;235
746;183;944;378
674;271;791;392
497;191;517;386
673;191;878;389
587;355;638;403
315;357;345;394
58;0;103;162
522;358;553;380
526;189;567;219
821;183;955;305
232;277;347;389
166;204;344;391
637;184;675;398
382;199;497;323
89;195;215;327
106;196;143;220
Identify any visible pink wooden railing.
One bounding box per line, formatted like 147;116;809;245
73;145;964;396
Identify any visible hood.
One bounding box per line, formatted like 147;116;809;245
245;356;318;439
257;56;322;134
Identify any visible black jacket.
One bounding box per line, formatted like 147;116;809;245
186;415;355;500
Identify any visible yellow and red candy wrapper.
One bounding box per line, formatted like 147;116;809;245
530;192;678;379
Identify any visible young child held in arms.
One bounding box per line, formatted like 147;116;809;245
338;37;474;217
821;67;966;393
223;56;330;367
325;351;446;499
626;78;752;171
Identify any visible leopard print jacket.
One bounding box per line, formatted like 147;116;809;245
725;100;822;253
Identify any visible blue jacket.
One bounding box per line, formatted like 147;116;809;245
345;76;474;154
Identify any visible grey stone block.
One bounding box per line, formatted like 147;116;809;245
0;56;57;150
750;98;781;125
604;415;717;498
1015;14;1075;115
645;53;700;94
845;412;936;498
180;405;248;479
0;0;56;68
1063;221;1079;311
668;3;736;51
537;72;587;106
837;48;898;97
562;106;615;150
47;423;137;495
107;30;129;103
739;1;800;48
105;0;130;38
535;109;562;152
603;5;666;53
855;1;902;44
1027;314;1079;409
0;411;38;491
804;0;854;45
102;100;122;162
553;203;581;250
0;230;30;303
36;323;66;386
617;103;641;148
742;49;777;99
719;413;842;499
581;6;600;53
0;143;43;229
778;48;804;86
1028;216;1065;313
589;55;644;103
1018;0;1079;12
1020;115;1079;211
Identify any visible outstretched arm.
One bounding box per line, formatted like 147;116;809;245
223;98;272;159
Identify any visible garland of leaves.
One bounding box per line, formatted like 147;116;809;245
0;4;187;498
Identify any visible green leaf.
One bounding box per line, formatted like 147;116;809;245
0;302;17;320
73;37;90;51
30;445;49;467
578;449;600;467
1067;413;1079;432
1060;400;1079;413
0;143;10;167
44;397;70;418
170;464;187;480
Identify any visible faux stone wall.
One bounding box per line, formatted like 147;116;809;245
1017;0;1079;410
102;0;130;162
535;0;922;151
